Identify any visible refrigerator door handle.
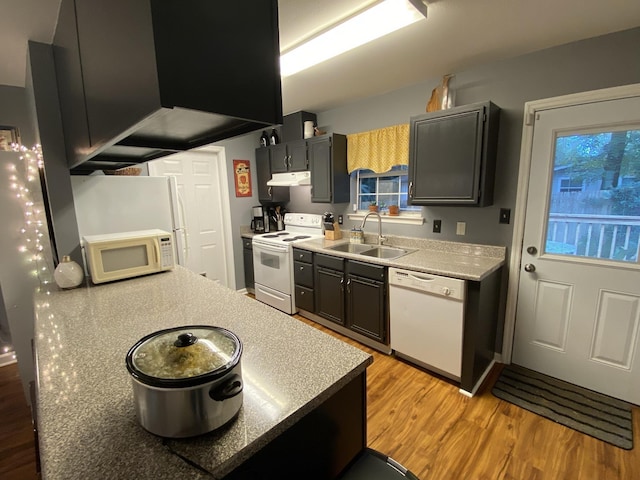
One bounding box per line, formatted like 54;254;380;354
177;191;189;264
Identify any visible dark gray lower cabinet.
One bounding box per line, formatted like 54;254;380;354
293;248;314;312
242;238;254;292
313;253;388;343
315;266;346;325
346;261;387;343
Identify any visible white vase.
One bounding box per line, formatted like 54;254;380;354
54;255;84;289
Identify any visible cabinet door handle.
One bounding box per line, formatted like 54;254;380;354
283;155;288;169
268;186;272;197
299;266;304;271
409;182;413;198
300;290;305;296
287;155;292;168
346;278;351;293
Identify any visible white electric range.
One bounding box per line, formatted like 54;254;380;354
252;213;324;314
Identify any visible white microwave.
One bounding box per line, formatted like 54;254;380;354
83;229;176;284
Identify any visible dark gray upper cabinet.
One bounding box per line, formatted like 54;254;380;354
255;147;290;204
408;101;500;206
308;134;349;203
269;139;308;173
53;0;282;173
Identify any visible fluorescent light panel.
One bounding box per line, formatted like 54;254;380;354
280;0;427;77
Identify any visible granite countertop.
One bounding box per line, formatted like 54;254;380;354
34;267;372;479
294;235;506;281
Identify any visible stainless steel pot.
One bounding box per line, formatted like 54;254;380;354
126;325;243;438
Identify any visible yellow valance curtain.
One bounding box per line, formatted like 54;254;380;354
346;123;409;174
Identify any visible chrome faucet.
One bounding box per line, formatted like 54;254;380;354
360;211;386;245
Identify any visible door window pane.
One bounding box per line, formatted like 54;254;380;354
546;129;640;263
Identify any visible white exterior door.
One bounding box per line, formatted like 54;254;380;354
512;91;640;404
148;149;233;287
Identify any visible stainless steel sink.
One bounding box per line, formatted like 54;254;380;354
326;243;374;254
358;246;414;259
326;243;414;260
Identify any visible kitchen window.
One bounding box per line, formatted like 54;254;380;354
354;166;420;212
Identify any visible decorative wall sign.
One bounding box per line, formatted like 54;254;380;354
0;126;20;151
233;159;252;197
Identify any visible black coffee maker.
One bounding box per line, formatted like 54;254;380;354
251;205;266;233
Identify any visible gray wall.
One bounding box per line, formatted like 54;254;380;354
0;87;42;401
27;41;82;266
216;130;264;289
225;27;640;349
292;27;640;249
225;27;640;293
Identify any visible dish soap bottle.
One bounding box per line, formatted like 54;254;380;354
54;255;84;289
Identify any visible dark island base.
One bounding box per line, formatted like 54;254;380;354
225;372;367;479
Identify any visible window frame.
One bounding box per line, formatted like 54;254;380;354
353;166;421;213
348;166;424;225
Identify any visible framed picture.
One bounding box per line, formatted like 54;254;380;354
0;126;20;151
233;159;252;197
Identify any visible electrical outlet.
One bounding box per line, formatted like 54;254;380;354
433;219;442;233
456;222;466;235
338;215;343;225
499;208;511;224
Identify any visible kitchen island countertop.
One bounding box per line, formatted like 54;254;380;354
34;267;372;479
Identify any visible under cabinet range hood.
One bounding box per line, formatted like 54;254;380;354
267;171;311;187
53;0;282;174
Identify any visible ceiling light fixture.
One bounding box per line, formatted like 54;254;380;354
280;0;428;77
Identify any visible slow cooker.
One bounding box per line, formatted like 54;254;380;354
125;325;243;438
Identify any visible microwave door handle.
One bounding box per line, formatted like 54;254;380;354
154;242;160;265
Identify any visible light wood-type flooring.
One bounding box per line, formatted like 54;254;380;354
1;312;639;479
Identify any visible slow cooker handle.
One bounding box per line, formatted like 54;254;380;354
209;374;243;401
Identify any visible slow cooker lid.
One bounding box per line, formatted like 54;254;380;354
130;326;240;380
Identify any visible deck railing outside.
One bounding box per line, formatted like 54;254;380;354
546;213;640;262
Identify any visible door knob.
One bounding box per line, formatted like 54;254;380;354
524;263;536;272
526;246;537;255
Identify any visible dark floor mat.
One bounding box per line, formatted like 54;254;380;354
492;364;633;450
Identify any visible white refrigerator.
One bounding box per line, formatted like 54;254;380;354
70;175;187;266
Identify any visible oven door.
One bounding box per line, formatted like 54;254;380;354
252;240;292;295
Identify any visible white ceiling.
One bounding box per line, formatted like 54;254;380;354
2;0;640;116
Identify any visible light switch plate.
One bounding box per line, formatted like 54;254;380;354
456;222;466;235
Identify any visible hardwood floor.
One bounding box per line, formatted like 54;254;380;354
0;363;37;480
2;314;639;479
293;315;640;480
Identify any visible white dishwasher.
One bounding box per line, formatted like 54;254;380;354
389;267;466;380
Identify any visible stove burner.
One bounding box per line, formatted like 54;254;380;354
283;235;311;242
262;234;282;238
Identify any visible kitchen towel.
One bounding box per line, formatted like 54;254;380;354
492;364;633;450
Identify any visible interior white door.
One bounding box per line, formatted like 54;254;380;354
148;151;230;286
513;95;640;404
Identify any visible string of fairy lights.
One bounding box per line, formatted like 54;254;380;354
8;143;53;285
